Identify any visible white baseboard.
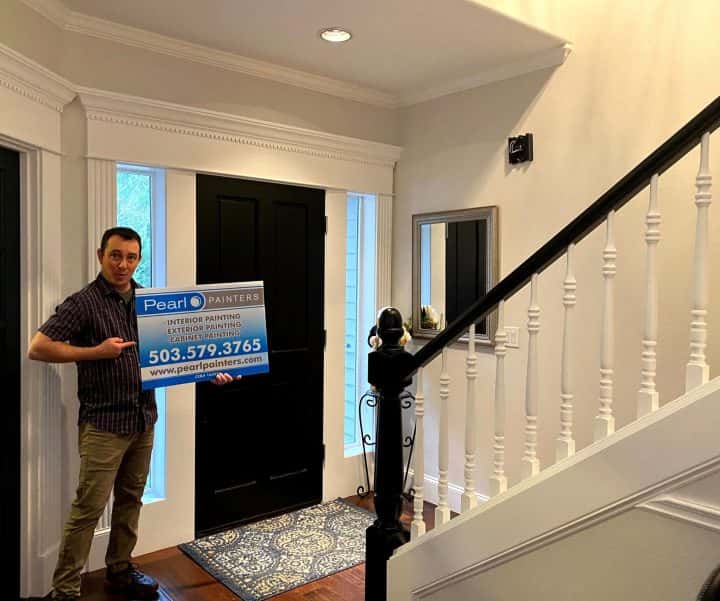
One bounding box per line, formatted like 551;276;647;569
408;469;489;514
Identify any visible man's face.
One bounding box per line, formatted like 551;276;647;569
97;235;141;291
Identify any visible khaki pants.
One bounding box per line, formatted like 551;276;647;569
52;423;154;598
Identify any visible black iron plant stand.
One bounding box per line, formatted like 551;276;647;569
365;307;413;601
356;389;416;500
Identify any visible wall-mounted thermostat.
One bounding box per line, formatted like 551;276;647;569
508;133;533;164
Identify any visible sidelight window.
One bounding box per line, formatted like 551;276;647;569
344;193;377;456
117;164;167;502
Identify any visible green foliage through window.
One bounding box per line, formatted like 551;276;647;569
117;170;152;287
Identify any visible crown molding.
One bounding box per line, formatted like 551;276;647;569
77;87;403;167
639;495;720;534
20;0;395;107
396;44;572;107
20;0;570;109
64;11;397;107
0;42;75;111
18;0;68;28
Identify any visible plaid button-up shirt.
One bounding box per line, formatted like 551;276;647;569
39;274;157;433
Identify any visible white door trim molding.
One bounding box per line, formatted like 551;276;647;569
77;87;400;195
0;135;64;598
0;45;70;598
77;86;402;169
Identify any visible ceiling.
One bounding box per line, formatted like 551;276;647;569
53;0;568;106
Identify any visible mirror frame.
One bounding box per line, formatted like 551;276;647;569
411;206;499;345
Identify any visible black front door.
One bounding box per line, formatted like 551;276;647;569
195;174;325;535
0;146;21;599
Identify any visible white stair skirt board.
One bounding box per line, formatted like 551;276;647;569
389;376;720;601
639;496;720;534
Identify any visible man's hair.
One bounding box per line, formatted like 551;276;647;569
100;226;142;256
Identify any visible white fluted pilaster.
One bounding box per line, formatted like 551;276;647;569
638;175;661;416
595;212;616;441
557;245;576;461
87;158;117;535
375;194;393;312
411;368;426;540
522;275;540;479
461;324;478;513
490;301;508;496
686;133;712;392
87;158;117;280
435;347;451;525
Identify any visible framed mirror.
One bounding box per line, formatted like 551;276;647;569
412;206;499;345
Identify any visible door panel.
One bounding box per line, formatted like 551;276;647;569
0;146;21;600
195;175;324;535
446;219;488;331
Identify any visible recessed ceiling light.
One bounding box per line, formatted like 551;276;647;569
319;27;352;43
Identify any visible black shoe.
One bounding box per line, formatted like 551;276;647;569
49;593;79;601
104;563;159;600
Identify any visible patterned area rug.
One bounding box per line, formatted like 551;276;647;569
179;498;376;600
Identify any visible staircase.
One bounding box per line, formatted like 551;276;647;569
390;377;720;600
366;96;720;601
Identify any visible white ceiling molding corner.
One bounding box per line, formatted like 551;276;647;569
18;0;69;29
76;86;403;167
0;42;75;111
395;43;572;107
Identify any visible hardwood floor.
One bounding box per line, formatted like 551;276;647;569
34;496;442;601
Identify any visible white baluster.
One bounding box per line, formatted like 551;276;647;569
686;133;712;391
557;245;576;461
461;324;478;513
638;175;661;416
411;367;426;540
435;347;451;526
522;274;541;479
490;301;508;496
595;212;616;441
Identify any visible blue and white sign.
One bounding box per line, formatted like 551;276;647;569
136;281;269;390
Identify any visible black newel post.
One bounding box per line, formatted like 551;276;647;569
365;307;412;601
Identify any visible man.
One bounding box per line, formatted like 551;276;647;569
29;227;237;600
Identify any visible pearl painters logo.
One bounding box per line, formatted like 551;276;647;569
189;295;203;308
137;291;206;316
137;288;265;316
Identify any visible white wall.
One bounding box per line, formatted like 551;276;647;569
0;0;63;73
394;0;720;497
